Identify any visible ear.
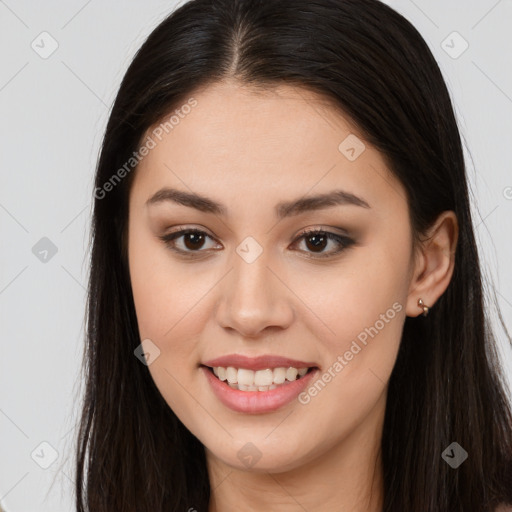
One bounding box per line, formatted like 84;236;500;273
406;210;458;317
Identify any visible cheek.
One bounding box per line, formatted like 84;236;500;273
128;220;231;394
292;234;410;423
129;221;211;341
290;236;410;350
128;224;212;419
290;236;408;387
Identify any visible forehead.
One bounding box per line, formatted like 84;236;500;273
130;80;407;215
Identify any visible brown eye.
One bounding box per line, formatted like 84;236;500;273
159;229;220;255
181;231;206;250
159;227;354;259
292;229;355;258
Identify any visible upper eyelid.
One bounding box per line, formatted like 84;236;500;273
163;226;349;241
160;227;353;255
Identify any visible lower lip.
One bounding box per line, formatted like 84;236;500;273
201;365;319;414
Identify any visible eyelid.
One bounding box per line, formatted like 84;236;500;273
158;225;355;258
158;226;221;253
290;227;355;259
294;225;350;239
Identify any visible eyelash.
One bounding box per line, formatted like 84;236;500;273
158;226;355;259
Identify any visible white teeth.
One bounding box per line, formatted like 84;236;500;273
237;368;254;386
273;367;286;384
285;367;298;381
210;365;311;391
254;369;273;387
226;367;238;384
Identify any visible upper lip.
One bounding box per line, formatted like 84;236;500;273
202;354;318;371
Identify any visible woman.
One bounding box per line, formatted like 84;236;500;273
75;0;512;510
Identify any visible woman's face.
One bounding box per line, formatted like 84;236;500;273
128;80;416;472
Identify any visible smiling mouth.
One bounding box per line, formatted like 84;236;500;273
202;365;316;392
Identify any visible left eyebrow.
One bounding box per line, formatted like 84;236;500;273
145;187;371;218
275;189;370;218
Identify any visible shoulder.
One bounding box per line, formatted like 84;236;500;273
495;505;512;512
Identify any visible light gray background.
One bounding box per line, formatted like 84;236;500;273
1;1;511;510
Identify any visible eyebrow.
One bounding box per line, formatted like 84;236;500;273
145;187;370;218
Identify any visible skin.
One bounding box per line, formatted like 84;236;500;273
127;79;458;511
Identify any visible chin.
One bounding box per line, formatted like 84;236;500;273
205;436;317;474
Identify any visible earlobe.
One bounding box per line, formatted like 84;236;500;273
417;298;430;317
405;211;458;317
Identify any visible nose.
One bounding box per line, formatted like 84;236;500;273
215;248;295;338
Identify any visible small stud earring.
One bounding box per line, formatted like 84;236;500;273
417;298;430;317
